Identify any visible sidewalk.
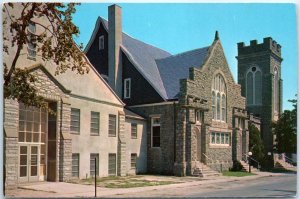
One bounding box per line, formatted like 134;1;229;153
6;171;287;198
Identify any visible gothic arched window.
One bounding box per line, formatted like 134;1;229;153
212;74;226;122
246;66;262;105
274;68;279;112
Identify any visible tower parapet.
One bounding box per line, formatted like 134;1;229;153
237;37;281;59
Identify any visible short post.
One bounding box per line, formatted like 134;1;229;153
248;151;252;173
220;163;222;172
95;157;97;197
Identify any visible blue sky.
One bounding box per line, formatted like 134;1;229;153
72;3;297;110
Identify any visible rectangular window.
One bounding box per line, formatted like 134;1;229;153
216;133;220;144
131;153;137;170
131;123;137;139
90;153;99;177
124;78;131;99
72;153;79;177
151;117;161;147
221;133;225;144
99;35;104;50
210;132;231;146
108;153;116;176
225;134;229;144
211;132;216;144
195;110;203;124
27;21;36;58
70;108;80;133
90;112;100;135
108;115;116;137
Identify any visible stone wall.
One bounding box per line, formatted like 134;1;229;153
237;37;283;155
4;99;19;189
130;103;177;175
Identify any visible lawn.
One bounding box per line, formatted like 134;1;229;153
222;171;257;177
70;175;180;188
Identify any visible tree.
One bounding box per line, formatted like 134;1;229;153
3;3;89;109
249;123;265;168
272;97;297;154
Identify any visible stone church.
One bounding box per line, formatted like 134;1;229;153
85;4;282;176
3;3;282;191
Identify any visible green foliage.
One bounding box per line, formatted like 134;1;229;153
229;160;243;171
249;124;266;167
3;3;89;108
272;97;297;154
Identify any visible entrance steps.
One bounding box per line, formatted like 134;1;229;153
275;160;297;171
192;163;221;178
240;160;259;172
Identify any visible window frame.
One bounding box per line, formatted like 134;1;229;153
90;153;99;177
124;78;131;99
246;66;262;106
212;74;226;122
70;108;80;134
131;123;137;139
131;153;137;170
90;111;100;135
99;35;104;50
27;21;37;59
151;117;161;148
108;114;117;137
108;153;116;176
274;68;279;113
72;153;80;178
210;132;231;146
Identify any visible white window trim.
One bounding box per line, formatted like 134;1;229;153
124;78;131;99
99;35;104;50
151;117;161;148
210;132;231;146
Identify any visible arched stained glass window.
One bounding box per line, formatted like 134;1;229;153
246;66;262;105
222;94;226;121
212;74;226;122
212;91;216;119
274;68;279;112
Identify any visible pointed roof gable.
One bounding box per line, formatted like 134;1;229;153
85;17;212;100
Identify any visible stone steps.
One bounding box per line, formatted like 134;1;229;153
275;160;297;171
240;160;259;172
192;163;221;177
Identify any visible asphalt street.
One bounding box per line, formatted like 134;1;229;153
112;173;297;198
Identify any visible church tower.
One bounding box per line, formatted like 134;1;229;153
236;37;283;154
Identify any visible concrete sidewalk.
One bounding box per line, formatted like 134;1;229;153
7;171;287;198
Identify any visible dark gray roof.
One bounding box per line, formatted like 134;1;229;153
156;47;210;99
88;17;211;100
124;108;145;120
100;18;171;99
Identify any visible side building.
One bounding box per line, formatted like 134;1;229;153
85;5;249;176
3;3;147;191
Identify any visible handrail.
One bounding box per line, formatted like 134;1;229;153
283;154;296;166
202;153;214;164
243;153;260;170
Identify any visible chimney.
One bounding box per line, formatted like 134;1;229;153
108;4;122;97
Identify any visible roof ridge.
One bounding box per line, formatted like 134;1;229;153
99;17;171;56
157;46;210;61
